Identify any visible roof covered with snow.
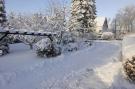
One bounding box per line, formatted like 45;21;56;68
95;17;107;27
95;17;108;33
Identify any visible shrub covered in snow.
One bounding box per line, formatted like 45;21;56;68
35;38;61;58
123;56;135;82
18;35;40;49
62;41;93;53
101;32;114;40
61;32;76;45
59;31;93;53
63;42;78;52
79;40;92;49
0;43;9;56
59;31;79;52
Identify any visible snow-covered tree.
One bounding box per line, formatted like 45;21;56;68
8;12;65;33
0;0;7;27
8;13;25;29
8;12;20;29
69;0;96;39
112;5;135;37
0;0;9;56
91;0;96;17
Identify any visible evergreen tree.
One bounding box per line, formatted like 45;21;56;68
0;0;7;27
70;0;96;39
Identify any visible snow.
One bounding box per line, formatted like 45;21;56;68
122;34;135;60
35;38;51;51
0;40;135;89
56;62;135;89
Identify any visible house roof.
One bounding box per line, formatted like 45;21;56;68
95;17;108;33
95;17;107;27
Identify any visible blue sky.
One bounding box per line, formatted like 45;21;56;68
5;0;135;18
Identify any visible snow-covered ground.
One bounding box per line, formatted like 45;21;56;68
0;40;134;89
123;34;135;60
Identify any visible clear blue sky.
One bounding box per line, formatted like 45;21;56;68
5;0;135;18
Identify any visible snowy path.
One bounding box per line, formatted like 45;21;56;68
0;41;122;89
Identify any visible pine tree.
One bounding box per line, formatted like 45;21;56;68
70;0;96;39
0;0;7;27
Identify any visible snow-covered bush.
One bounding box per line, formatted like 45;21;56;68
61;32;75;45
35;38;61;58
9;29;42;49
59;31;79;52
123;56;135;82
18;35;40;49
7;35;21;44
101;32;114;40
62;40;93;53
60;31;93;53
63;42;78;52
78;40;92;49
0;43;9;56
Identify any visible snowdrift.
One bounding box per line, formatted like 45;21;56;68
122;34;135;60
